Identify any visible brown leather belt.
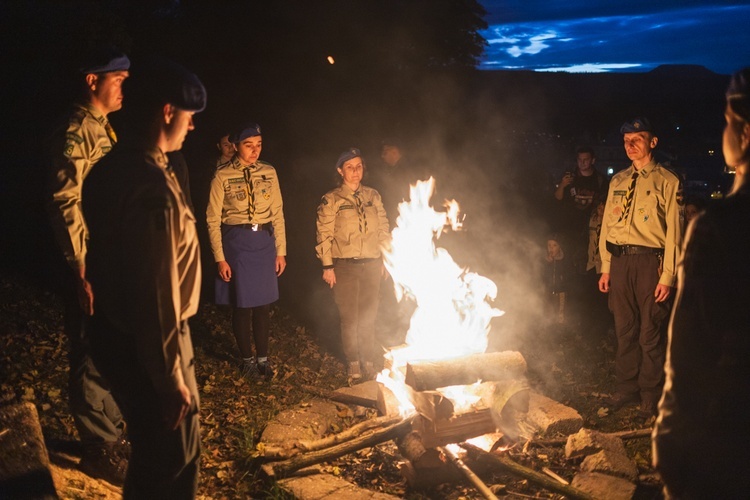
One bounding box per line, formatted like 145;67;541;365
606;241;663;257
334;258;379;264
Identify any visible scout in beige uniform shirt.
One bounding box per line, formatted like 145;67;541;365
315;184;390;266
316;148;390;380
598;117;684;419
50;102;117;270
206;156;287;261
46;50;130;483
599;159;683;287
82;57;206;498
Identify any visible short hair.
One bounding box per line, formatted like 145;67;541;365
575;146;595;158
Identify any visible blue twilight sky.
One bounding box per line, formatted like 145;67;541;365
478;1;750;74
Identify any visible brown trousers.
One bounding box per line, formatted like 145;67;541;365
332;259;382;364
608;253;671;399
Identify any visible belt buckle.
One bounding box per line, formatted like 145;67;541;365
251;223;260;231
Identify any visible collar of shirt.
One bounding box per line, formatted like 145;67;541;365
145;147;169;170
230;155;258;171
632;159;658;179
338;184;361;198
76;101;109;128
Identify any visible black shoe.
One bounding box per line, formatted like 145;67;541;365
604;392;639;411
257;360;275;380
240;360;262;381
79;443;128;486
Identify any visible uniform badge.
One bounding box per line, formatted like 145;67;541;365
263;189;271;200
237;191;246;201
64;143;74;157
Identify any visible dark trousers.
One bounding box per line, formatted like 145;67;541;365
332;259;381;364
90;315;200;499
63;270;124;446
609;253;671;399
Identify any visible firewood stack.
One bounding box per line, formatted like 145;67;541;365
377;350;530;488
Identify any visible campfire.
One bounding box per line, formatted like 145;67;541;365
262;179;603;500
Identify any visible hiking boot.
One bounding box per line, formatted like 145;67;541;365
348;361;362;380
257;360;275;380
79;443;128;486
604;392;639;411
240;360;261;381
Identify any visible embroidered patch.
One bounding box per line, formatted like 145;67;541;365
236;191;246;201
64;143;75;157
228;177;244;184
613;190;626;196
262;189;271;200
65;132;83;144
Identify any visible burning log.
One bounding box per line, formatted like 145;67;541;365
404;351;527;391
460;442;595;500
262;414;416;479
440;445;499;500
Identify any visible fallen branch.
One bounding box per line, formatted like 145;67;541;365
263;414;416;479
440;446;499;500
460;442;595;500
296;414;403;452
529;427;653;447
301;384;378;409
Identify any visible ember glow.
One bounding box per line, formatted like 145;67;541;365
377;178;504;414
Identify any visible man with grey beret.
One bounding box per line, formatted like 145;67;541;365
82;57;206;498
47;46;131;485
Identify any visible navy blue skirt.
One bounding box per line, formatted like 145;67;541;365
215;225;278;308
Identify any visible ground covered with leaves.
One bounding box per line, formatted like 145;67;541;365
0;270;663;499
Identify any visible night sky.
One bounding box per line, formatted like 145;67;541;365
478;0;750;74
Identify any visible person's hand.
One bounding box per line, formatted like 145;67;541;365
598;273;610;293
160;382;192;431
654;283;672;303
276;256;287;276
560;172;575;187
76;267;94;315
322;269;336;288
217;261;232;282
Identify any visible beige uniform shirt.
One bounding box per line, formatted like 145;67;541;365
49;102;115;269
206;157;286;262
84;146;201;394
315;184;390;267
600;160;684;286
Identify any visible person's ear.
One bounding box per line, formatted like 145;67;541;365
163;104;175;125
651;136;658;148
85;73;98;91
233;143;238;151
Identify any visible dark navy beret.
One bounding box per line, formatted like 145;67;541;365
620;117;653;134
149;58;207;112
336;147;362;169
80;48;130;74
232;123;262;143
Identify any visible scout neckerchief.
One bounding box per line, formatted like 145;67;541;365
618;171;639;223
353;190;368;234
243;166;256;220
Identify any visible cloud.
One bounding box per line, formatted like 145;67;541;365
478;4;750;74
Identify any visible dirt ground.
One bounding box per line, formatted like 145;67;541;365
0;270;663;499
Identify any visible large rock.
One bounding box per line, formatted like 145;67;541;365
279;473;401;499
260;399;342;445
580;449;639;482
565;428;627;459
0;402;58;499
526;391;583;436
571;471;636;500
